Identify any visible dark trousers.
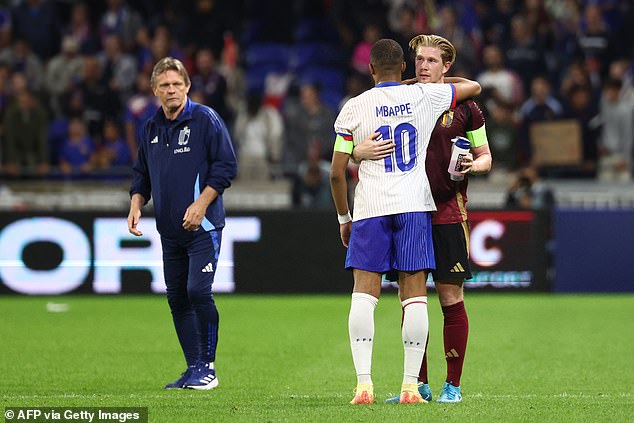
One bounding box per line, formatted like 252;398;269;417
162;230;222;366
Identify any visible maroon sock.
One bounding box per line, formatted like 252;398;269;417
442;301;469;386
417;334;429;383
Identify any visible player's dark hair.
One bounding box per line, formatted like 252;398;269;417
370;39;404;73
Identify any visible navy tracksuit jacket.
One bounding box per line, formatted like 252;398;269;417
130;99;237;242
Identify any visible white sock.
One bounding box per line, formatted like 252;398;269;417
349;292;378;385
401;296;428;386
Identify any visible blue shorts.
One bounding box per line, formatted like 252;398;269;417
345;212;435;273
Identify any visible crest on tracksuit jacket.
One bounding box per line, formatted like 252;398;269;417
178;126;190;145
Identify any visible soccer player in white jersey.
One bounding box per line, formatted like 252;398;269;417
330;38;481;405
356;34;493;405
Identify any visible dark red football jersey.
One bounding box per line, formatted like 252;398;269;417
426;100;485;225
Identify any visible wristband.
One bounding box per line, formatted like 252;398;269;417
338;211;352;224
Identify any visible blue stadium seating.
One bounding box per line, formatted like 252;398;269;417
300;67;345;93
293;18;340;44
290;43;347;72
245;43;292;94
320;89;344;113
245;43;291;70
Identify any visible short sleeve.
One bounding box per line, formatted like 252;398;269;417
421;83;455;117
333;99;355;154
467;100;485;131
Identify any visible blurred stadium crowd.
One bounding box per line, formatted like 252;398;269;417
0;0;633;208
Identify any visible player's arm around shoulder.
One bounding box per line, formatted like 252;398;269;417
352;133;395;162
446;76;481;103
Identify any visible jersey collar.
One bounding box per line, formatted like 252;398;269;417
153;98;193;126
375;82;401;88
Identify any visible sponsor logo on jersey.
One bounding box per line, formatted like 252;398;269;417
150;136;158;144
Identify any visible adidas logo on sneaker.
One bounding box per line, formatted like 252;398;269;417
202;262;214;273
185;362;219;390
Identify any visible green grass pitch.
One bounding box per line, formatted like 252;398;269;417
1;293;632;422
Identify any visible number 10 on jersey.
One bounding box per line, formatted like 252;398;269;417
375;123;418;173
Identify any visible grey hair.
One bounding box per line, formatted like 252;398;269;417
150;57;191;88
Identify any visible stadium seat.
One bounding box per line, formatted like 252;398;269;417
290;43;347;72
245;43;292;93
244;43;291;70
240;19;263;45
246;69;267;94
300;67;345;93
293;18;339;43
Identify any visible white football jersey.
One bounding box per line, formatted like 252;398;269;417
334;82;455;221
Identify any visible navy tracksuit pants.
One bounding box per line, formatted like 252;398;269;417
162;230;222;366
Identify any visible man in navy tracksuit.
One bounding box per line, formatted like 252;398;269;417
128;57;237;390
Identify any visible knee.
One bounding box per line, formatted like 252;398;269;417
167;290;191;313
352;270;382;298
438;290;463;307
436;283;464;307
187;285;212;305
397;271;428;301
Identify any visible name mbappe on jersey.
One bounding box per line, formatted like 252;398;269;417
375;103;413;117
